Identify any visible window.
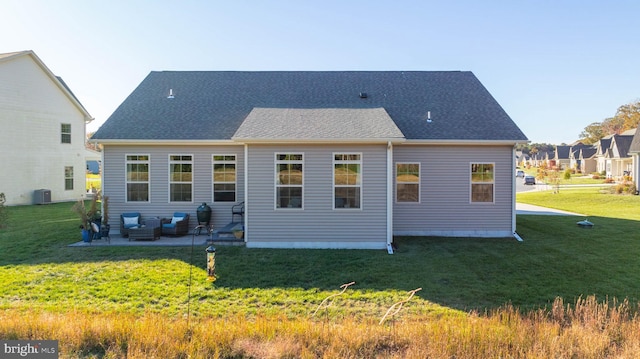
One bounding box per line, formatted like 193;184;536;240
64;166;73;190
61;124;71;144
170;155;193;202
213;155;236;202
275;154;303;208
126;155;149;202
471;163;494;203
334;153;361;209
396;163;420;202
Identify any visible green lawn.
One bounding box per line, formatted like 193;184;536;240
1;190;639;320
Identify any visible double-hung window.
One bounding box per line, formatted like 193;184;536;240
170;155;193;202
470;163;494;203
61;124;71;144
126;155;149;202
396;163;420;202
334;153;361;209
64;166;74;190
213;155;236;202
275;154;303;209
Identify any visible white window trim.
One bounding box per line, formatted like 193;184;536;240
333;153;363;210
469;162;495;204
274;153;304;210
169;154;193;203
125;154;150;203
395;162;421;204
212;154;237;202
64;166;74;191
61;123;71;144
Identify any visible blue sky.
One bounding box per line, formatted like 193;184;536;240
3;0;639;144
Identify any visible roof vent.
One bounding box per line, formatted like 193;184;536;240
167;89;175;99
359;92;367;99
426;111;432;123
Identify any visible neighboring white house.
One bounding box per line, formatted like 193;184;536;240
92;71;528;249
0;50;94;205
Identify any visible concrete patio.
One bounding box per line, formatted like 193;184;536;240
68;232;244;247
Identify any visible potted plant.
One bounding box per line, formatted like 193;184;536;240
232;227;244;240
71;199;92;242
100;195;110;237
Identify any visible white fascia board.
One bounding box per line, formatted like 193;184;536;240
401;139;529;146
90;139;238;146
231;137;406;145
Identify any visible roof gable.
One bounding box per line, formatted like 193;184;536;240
629;127;640;153
92;71;527;143
0;50;93;121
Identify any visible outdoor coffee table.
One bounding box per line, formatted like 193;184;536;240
128;218;161;241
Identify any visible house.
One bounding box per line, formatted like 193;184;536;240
0;50;94;206
577;147;597;174
607;133;634;178
91;71;528;249
629;127;640;187
553;145;571;170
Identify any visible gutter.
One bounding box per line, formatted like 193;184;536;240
386;141;394;254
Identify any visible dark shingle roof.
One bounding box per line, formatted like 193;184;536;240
629;127;640;153
92;71;527;142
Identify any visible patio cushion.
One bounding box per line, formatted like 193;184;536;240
123;216;139;225
162;223;176;229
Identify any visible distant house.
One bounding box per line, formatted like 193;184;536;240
92;71;528;249
629;127;640;186
0;50;94;205
577;147;597;174
553;145;572;170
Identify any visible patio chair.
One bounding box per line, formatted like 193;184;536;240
232;201;244;223
161;212;190;236
120;212;141;237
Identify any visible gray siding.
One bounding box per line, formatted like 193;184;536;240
393;145;514;237
245;144;388;248
103;145;244;232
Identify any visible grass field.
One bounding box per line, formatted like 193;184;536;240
1;188;640;357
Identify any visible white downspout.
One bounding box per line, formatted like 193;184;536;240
244;143;249;243
512;146;523;242
386;141;394;253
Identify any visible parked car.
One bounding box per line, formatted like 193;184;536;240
515;170;525;177
524;175;536;185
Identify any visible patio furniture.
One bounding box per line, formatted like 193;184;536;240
120;212;141;237
128;218;161;241
232;201;244;223
161;212;190;236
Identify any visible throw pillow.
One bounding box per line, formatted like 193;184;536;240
171;216;183;224
123;216;139;225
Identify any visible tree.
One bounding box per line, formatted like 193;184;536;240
615;100;640;130
579;121;605;145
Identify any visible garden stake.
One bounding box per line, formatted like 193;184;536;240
379;288;422;325
312;281;355;317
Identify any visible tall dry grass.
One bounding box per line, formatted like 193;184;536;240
1;296;639;358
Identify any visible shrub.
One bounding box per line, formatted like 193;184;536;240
604;178;615;184
592;174;600;179
610;181;636;195
563;169;571;180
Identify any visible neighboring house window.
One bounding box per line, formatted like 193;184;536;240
170;155;193;202
126;155;149;202
275;153;303;209
396;163;420;202
61;123;71;144
213;155;236;202
64;166;74;190
334;153;361;209
470;163;494;203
